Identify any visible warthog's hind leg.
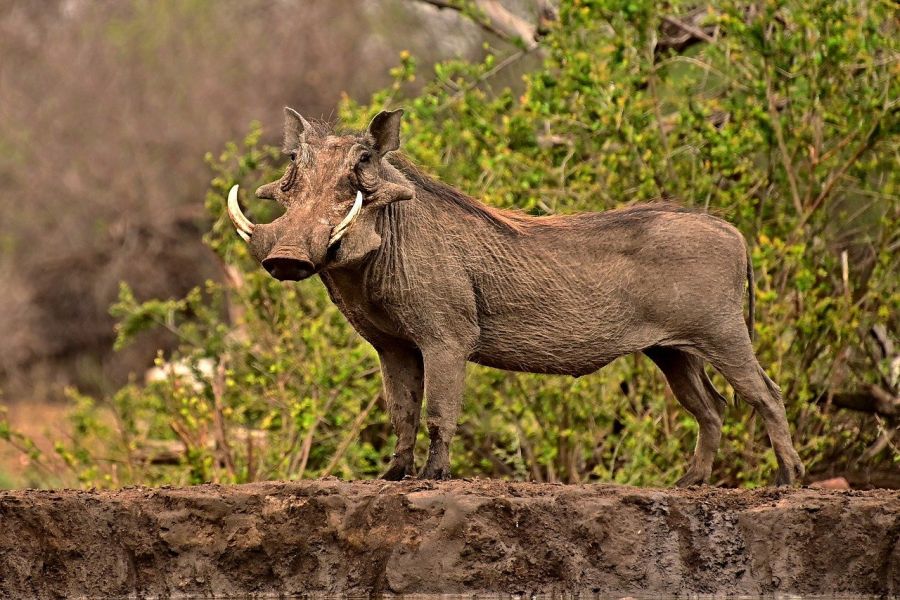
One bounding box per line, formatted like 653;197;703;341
645;347;726;487
378;345;424;481
700;335;805;486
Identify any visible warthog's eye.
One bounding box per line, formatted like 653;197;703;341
358;151;371;165
289;151;297;162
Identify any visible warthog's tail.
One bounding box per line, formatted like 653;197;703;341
746;248;756;342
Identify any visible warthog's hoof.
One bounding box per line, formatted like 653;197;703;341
381;457;415;481
419;461;451;480
675;467;711;488
774;457;805;487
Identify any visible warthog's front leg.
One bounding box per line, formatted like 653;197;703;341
379;345;424;480
419;345;467;480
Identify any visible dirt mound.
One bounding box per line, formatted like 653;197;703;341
0;480;896;598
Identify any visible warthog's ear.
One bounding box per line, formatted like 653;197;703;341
283;107;311;153
366;108;403;157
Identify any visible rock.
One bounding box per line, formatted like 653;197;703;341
809;476;850;490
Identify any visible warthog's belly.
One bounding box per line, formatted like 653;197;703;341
468;303;663;377
469;336;622;377
470;350;613;377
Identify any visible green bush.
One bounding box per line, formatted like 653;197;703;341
5;0;897;487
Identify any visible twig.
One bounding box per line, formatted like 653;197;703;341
210;360;236;479
661;14;715;45
648;33;676;189
320;393;381;478
513;420;543;481
295;392;337;480
436;48;533;114
841;250;851;302
658;55;751;92
797;120;881;230
818;126;862;165
818;385;899;418
764;63;803;216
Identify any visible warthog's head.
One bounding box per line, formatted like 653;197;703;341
227;107;415;280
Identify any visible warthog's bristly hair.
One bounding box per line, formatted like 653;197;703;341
388;153;526;234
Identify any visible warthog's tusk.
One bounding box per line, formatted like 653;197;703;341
328;190;363;247
227;184;255;242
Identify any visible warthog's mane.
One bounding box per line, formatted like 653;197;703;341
388;152;695;236
314;120;694;235
387;153;529;233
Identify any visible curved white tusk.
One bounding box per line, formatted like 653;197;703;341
328;190;363;247
226;184;255;242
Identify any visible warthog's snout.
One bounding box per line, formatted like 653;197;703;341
262;254;316;281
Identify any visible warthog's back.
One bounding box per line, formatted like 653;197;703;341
464;205;749;376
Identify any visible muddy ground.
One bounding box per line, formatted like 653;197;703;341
0;480;896;598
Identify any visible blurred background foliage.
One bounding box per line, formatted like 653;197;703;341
1;0;897;489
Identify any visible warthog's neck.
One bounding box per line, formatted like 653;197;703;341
319;177;527;346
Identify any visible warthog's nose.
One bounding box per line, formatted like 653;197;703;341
262;256;316;281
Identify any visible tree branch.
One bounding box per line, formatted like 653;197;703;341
657;9;717;54
413;0;556;50
820;385;899;418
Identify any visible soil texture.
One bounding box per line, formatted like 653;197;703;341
0;480;897;598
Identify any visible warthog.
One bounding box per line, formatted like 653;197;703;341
227;107;804;485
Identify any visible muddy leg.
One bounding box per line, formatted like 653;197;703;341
419;346;467;480
379;345;424;480
646;347;727;487
703;340;804;486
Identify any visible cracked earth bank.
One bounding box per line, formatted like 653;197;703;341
0;480;897;598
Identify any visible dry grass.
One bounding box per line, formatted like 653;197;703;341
0;401;72;488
